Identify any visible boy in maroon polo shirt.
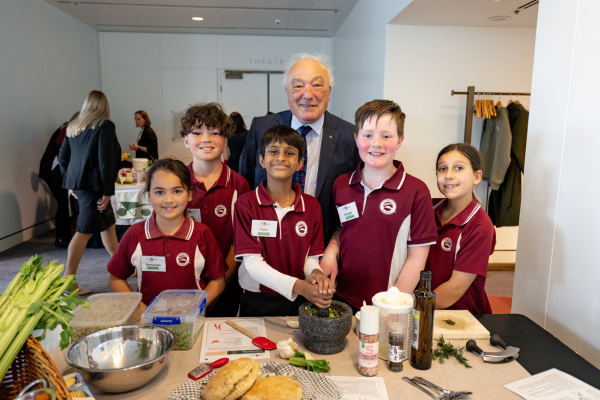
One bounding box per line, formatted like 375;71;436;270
181;103;250;317
108;159;227;310
234;125;334;317
320;100;437;311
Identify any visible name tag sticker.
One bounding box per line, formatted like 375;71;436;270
141;256;167;272
187;209;201;222
337;201;360;223
251;220;278;238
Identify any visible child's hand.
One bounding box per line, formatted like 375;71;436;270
309;270;335;295
319;254;339;283
293;280;332;309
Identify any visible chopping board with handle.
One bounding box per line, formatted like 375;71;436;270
225;320;277;350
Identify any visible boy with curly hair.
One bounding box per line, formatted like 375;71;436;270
180;103;250;317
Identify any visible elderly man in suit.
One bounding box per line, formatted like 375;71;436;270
239;53;359;246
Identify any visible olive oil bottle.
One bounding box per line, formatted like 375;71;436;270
410;271;436;370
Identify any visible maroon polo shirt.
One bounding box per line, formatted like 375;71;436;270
233;180;324;295
425;199;495;314
187;162;250;257
107;213;227;306
333;161;438;308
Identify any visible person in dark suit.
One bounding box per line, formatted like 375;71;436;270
129;110;158;160
226;112;248;173
39;112;79;248
239;53;359;246
59;90;121;294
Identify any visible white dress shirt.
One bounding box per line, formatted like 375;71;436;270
291;114;325;196
238;203;322;300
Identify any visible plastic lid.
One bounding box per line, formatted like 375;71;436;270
420;271;432;281
72;292;142;326
141;289;207;325
359;305;379;335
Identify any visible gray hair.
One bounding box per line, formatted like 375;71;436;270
282;53;335;89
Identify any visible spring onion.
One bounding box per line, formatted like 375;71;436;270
289;350;331;373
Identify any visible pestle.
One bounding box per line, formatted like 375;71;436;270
317;306;329;318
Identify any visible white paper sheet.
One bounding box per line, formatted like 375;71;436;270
199;319;271;363
328;376;389;400
504;368;600;399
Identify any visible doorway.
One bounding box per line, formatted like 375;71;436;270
217;70;288;126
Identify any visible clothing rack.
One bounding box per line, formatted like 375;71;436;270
451;86;531;144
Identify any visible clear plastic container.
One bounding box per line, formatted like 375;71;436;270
141;289;207;350
71;292;142;340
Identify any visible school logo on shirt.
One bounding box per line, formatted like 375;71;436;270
295;221;308;237
379;199;397;215
176;252;190;266
441;237;452;251
215;205;227;217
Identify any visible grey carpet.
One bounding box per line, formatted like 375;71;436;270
0;229;137;298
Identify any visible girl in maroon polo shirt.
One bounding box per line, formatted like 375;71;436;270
425;144;496;314
108;159;227;312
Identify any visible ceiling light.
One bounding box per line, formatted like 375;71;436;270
192;17;204;21
488;15;511;22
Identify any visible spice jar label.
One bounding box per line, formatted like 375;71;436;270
389;344;403;362
358;340;379;368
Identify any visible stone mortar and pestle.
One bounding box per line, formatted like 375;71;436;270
298;301;352;355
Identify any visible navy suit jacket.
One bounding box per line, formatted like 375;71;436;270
238;110;359;245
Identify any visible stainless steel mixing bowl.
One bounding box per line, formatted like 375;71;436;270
64;325;176;393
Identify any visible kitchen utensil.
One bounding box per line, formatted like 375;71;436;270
14;379;56;400
225;320;276;350
402;377;441;399
188;358;229;380
64;325;176;393
298;301;352;355
317;307;329;318
466;334;520;363
413;377;473;399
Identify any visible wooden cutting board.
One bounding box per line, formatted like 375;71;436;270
432;310;490;341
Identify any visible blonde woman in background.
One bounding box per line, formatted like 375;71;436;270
59;90;121;294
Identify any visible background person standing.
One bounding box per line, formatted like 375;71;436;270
129;110;158;160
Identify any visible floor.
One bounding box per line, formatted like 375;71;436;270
0;229;515;301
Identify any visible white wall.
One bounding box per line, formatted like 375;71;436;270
99;32;332;161
0;0;100;252
332;0;412;123
513;0;600;368
384;25;535;196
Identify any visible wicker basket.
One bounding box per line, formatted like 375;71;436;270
0;335;72;400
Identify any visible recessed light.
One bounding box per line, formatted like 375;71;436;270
192;17;204;21
488;15;511;22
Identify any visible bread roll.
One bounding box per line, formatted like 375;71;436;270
240;376;302;400
202;358;260;400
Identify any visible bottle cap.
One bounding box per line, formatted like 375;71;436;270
359;305;379;335
420;271;432;281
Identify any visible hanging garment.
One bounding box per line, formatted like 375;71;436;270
488;102;529;227
480;107;512;190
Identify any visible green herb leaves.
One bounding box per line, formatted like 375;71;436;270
432;335;472;369
288;350;331;373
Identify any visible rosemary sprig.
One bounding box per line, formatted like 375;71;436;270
432;335;473;369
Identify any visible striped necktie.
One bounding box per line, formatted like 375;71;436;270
293;125;311;191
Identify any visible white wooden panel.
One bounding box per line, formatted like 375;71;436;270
161;34;218;69
103;66;164;150
219;71;268;125
269;73;288;114
102;32;162;68
162;68;218;144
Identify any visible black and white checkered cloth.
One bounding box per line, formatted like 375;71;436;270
166;361;342;400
